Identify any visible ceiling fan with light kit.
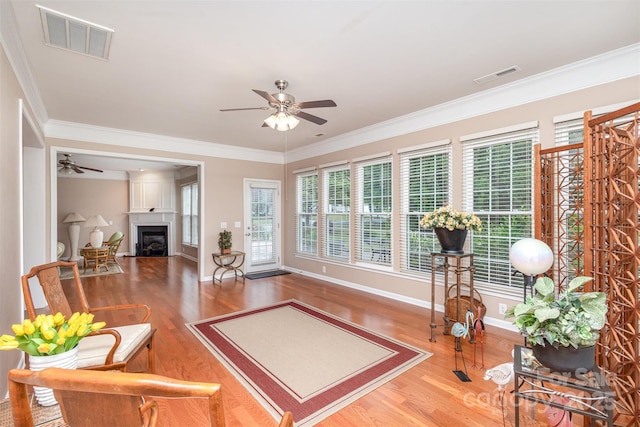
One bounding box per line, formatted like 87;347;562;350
58;154;103;175
221;80;337;131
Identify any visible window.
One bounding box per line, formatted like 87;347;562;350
400;144;451;273
323;166;350;260
355;157;392;265
462;125;538;289
296;172;318;255
181;182;198;246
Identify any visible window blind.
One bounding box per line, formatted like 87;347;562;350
462;126;538;289
322;165;350;260
295;172;318;256
354;156;392;265
399;145;451;274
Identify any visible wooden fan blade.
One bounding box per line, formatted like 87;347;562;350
78;166;103;173
220;107;271;112
72;166;84;174
252;89;279;104
290;110;327;125
294;100;337;109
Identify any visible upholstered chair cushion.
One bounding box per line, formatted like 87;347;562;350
76;323;152;368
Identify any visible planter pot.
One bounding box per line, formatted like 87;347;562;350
433;228;468;254
221;248;231;255
28;346;78;406
532;343;595;375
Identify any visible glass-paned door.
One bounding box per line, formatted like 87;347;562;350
243;179;281;273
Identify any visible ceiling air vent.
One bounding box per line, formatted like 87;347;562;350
37;5;114;60
473;65;521;85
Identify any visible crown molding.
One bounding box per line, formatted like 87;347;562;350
45;120;285;164
288;43;640;162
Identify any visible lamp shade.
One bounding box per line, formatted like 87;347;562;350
264;111;299;131
84;214;109;229
63;212;86;223
509;238;554;276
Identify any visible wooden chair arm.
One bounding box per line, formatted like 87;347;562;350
90;303;152;323
88;328;122;367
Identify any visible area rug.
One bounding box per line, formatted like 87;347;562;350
187;300;431;426
59;262;123;280
245;269;291;280
0;396;64;426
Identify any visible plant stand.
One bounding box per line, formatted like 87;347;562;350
212;251;246;283
429;252;476;343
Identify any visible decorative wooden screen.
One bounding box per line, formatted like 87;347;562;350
537;102;640;426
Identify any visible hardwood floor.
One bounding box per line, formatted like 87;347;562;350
70;256;540;426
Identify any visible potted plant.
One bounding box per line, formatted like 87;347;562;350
218;230;232;254
1;312;106;405
419;205;482;253
504;276;608;374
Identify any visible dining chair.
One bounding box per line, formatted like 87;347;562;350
21;260;155;372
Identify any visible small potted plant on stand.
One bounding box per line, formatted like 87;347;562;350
218;230;232;254
504;276;608;375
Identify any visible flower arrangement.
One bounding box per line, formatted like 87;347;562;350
504;276;607;349
419;205;482;231
0;312;106;356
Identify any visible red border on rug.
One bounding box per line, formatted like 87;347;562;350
191;300;428;423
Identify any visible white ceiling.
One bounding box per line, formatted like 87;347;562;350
6;1;640;172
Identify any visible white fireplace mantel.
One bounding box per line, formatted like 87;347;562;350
127;211;176;256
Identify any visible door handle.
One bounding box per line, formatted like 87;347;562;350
245;233;251;236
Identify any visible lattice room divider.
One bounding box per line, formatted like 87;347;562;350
537;102;640;426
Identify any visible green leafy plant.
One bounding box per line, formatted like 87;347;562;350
218;230;232;251
419;205;482;231
505;276;607;349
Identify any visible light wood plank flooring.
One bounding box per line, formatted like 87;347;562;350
69;256;542;426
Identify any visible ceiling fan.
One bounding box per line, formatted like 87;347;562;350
220;80;336;130
58;154;104;174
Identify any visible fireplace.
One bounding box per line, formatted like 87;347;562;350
128;211;176;257
136;226;168;257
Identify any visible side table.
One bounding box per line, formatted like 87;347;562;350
81;246;110;273
513;345;614;426
429;252;475;343
212;251;246;283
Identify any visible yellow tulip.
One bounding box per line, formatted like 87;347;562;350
0;340;19;350
53;312;65;326
56;337;66;346
41;327;55;341
68;312;80;324
37;343;51;354
76;324;90;337
11;324;25;336
66;324;78;337
1;334;16;342
23;319;35;335
91;322;106;331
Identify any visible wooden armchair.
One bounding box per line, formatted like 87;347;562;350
104;231;125;265
21;261;155;372
8;368;295;427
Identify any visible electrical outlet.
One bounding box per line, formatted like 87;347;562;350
322;266;326;273
234;221;241;228
220;222;227;229
498;303;508;315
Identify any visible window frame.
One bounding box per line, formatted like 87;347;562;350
322;165;351;261
295;171;319;256
180;181;198;247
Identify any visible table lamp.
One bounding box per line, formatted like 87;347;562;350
84;214;109;248
63;212;86;261
509;238;554;301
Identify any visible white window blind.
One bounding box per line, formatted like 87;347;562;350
462;126;538;289
296;172;318;255
181;182;198;246
322;166;350;260
355;156;392;265
399;145;451;274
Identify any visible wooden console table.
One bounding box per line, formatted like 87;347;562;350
429;252;476;343
212;251;246;283
82;246;110;273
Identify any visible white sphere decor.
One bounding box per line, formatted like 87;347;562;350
509;238;554;276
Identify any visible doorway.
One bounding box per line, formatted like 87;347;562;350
243;179;281;273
